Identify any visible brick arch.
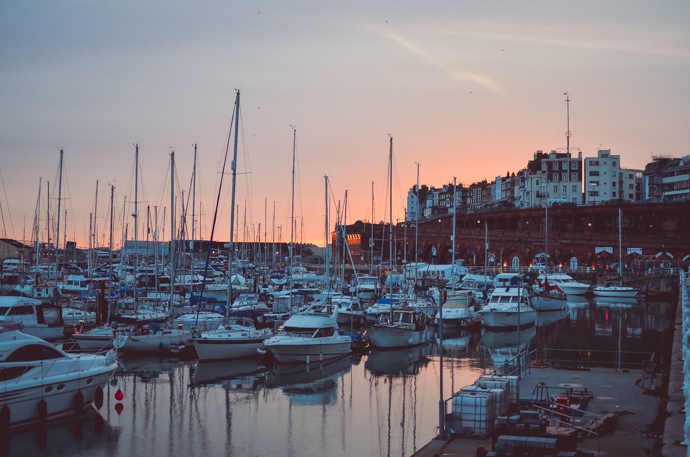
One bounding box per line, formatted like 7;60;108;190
502;248;526;270
556;251;584;270
438;244;453;264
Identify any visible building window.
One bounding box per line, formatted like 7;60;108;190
612;182;617;187
563;185;567;193
629;194;633;199
590;181;599;186
535;179;540;186
562;172;568;181
553;174;559;181
553;162;559;170
542;163;547;171
612;161;617;167
589;171;600;176
571;173;577;181
572;185;577;192
613;192;617;197
589;160;599;166
572;162;579;170
554;185;558;193
629;183;634;189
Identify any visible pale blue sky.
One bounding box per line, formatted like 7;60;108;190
1;1;688;247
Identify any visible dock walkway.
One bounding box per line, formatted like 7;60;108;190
413;273;690;457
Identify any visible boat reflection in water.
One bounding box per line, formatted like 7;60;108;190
266;357;352;404
117;355;187;380
593;295;641;308
480;326;537;372
536;308;570;328
191;358;270;387
365;345;430;376
0;409;119;457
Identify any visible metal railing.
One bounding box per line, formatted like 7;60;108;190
541;348;655;371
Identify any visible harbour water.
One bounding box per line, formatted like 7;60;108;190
1;295;674;457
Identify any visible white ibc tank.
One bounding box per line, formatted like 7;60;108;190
463;384;509;417
450;390;495;436
478;375;519;404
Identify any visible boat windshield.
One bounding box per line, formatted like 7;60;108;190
5;344;64;362
283;326;335;338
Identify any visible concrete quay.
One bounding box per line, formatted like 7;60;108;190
413;278;689;457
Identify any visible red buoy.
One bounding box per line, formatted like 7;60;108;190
115;389;124;401
115;403;124;415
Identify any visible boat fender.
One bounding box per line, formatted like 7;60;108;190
38;399;48;423
1;405;10;430
94;387;104;410
407;337;414;345
74;390;84;414
256;348;267;355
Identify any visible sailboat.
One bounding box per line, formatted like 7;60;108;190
364;136;430;349
113;149;195;355
531;200;568;311
592;208;640;298
193;91;275;361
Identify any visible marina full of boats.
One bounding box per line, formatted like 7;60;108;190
0;251;650;430
0;284;673;457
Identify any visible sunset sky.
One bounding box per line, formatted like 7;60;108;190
1;1;688;249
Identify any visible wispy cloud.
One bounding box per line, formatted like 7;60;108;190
374;26;506;95
431;21;690;59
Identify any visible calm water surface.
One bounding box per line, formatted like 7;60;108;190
2;296;674;457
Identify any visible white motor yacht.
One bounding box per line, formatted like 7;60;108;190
592;284;640;298
194;311;274;361
0;331;118;429
480;279;537;330
537;272;591;296
263;304;351;363
0;296;64;341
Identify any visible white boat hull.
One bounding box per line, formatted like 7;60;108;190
531;295;568;312
0;352;117;428
592;286;639;298
558;283;591;296
481;307;537;330
194;338;266;360
366;326;429;349
264;336;351;363
114;329;194;354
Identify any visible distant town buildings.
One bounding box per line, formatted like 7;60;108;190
406;148;682;221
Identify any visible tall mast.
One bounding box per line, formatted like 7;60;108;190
289;126;296;302
619;208;623;285
134;144;139;308
54;149;63;286
272;201;276;269
324;175;329;287
565;92;571;157
191;143;197;281
388;135;393;320
227;90;240;309
451;177;456;289
92;180;99;279
109;185;114;304
343;190;348;282
34;178;41;276
169;150;175;315
415;162;419;286
370;181;374;276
